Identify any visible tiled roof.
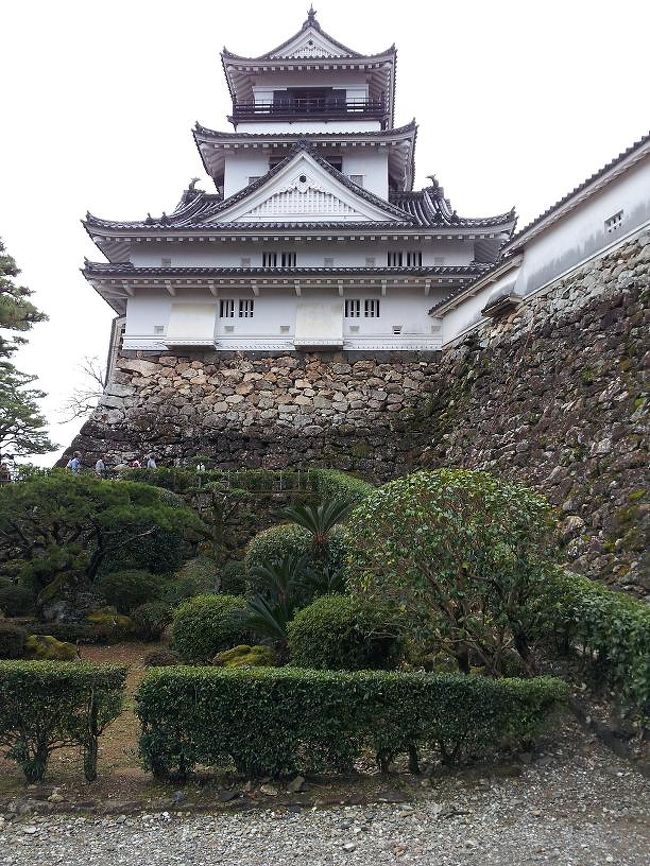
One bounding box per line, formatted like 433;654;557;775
505;129;650;250
390;187;516;229
193;120;416;143
84;261;493;279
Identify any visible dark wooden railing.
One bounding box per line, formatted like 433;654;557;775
231;97;386;122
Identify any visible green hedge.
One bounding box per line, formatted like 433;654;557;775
540;569;650;719
136;667;567;780
0;661;127;781
0;623;26;659
287;594;404;670
97;570;162;614
171;594;251;663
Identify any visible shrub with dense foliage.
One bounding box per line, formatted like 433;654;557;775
538;569;650;720
171;594;251;663
162;556;218;605
132;601;173;642
288;594;404;670
144;648;182;667
0;583;35;616
136;667;567;780
97;570;162;614
245;523;347;590
0;472;201;602
345;469;556;676
0;661;127;781
219;560;247;595
0;623;26;659
85;609;134;643
213;644;278;668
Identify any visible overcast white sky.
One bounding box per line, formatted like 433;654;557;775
1;0;648;464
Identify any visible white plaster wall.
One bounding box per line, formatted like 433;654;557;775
234;121;381;134
130;239;474;268
122;287;448;351
515;157;650;296
441;271;519;345
224;152;271;198
341;149;388;200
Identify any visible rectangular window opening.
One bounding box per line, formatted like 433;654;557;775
344;299;361;318
365;299;380;318
239;299;255;318
153;325;165;335
161;257;172;267
219;299;235;318
324;257;335;267
605;210;624;233
240;256;251;267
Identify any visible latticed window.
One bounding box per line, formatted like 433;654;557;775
345;299;361;318
219;299;235;318
364;299;380;318
239;299;255;318
388;251;422;266
263;251;296;267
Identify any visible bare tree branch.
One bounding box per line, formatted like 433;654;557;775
59;356;106;421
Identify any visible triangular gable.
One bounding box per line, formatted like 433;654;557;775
208;151;404;225
268;25;354;59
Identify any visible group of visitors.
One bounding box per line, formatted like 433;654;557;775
65;452;157;477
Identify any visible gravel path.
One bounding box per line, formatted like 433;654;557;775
1;729;649;866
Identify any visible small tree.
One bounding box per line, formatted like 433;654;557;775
0;237;54;460
0;471;202;602
344;469;557;676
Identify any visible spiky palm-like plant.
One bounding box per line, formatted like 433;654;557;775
283;499;354;548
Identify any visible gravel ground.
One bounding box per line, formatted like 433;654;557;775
1;728;649;866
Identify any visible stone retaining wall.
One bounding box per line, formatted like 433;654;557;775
67;229;650;593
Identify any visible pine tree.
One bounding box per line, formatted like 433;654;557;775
0;236;55;459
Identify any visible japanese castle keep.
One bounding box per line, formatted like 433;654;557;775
74;10;649;594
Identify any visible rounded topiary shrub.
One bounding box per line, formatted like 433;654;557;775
245;524;347;593
97;570;162;614
132;601;173;642
0;623;27;659
0;584;35;617
287;594;404;671
162;557;218;606
171;594;251;664
219;560;248;596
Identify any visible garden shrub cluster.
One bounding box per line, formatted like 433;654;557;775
0;584;35;617
539;569;650;719
171;594;251;663
136;667;567;780
0;661;127;781
244;524;347;588
0;623;27;659
287;594;404;670
131;601;173;642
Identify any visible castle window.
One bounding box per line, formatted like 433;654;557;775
388;251;423;267
324;257;335;267
344;299;361;318
605;210;623;233
161;257;172;267
364;299;380;318
263;251;296;267
240;256;251;267
239;299;255;318
219;299;235;318
347;174;364;187
153;325;165;335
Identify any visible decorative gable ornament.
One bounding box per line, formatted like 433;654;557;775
210;151;404;225
269;26;348;59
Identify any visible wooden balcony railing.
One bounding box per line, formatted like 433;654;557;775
231;97;386;122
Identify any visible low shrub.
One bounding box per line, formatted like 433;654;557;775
0;661;127;782
144;649;182;667
97;570;162;614
538;569;650;720
288;594;404;670
162;557;218;606
132;602;173;642
213;644;278;668
171;595;251;664
0;624;27;659
0;584;35;617
310;469;374;506
24;634;78;661
136;667;567;780
219;560;247;596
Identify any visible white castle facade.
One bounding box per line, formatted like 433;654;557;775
83;10;650;361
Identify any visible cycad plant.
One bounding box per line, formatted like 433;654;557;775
244;554;309;651
283;499;354;548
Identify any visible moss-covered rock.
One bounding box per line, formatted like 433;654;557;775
212;644;277;668
85;609;134;642
24;634;78;661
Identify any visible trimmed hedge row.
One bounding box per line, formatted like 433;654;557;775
541;569;650;719
0;661;127;781
136;667;566;780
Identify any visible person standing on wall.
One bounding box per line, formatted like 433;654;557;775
66;451;82;474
